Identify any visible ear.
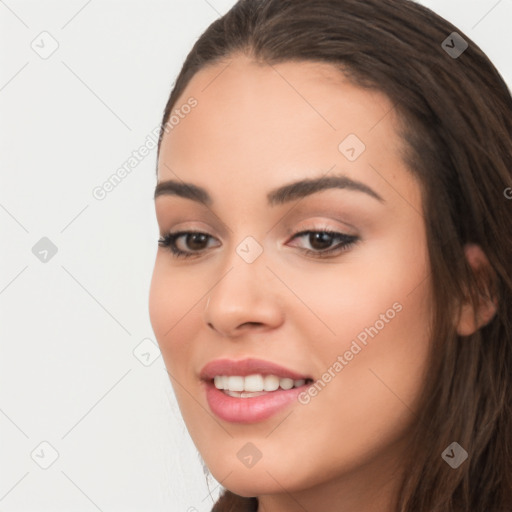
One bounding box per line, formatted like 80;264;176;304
455;243;498;336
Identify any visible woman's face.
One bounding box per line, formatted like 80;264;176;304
149;55;433;503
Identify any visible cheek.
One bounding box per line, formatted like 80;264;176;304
322;234;433;395
148;258;173;340
284;234;432;449
148;257;200;372
275;231;430;348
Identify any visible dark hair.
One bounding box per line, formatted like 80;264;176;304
156;0;512;510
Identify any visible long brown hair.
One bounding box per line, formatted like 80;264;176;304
156;1;512;510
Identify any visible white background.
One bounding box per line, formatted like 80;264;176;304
1;1;511;511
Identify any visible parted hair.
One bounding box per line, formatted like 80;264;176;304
156;0;512;510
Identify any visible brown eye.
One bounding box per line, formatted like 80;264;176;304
288;230;359;258
182;233;209;251
307;232;336;250
158;231;219;258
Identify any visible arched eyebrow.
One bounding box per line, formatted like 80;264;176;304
154;174;384;205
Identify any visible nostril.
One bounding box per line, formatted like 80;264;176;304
242;322;263;327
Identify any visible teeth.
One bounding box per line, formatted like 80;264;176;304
279;378;294;390
263;375;279;391
227;376;244;391
213;374;308;392
245;374;264;392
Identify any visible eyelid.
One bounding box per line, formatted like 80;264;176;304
289;219;359;238
158;221;217;237
156;210;230;239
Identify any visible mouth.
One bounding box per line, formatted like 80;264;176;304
200;358;314;423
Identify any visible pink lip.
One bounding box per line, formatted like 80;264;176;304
203;380;310;424
200;358;313;424
199;357;311;381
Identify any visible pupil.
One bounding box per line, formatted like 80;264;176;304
188;233;207;250
310;232;332;250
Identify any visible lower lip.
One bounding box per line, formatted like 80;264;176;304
204;380;308;424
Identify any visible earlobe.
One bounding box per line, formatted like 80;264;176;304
455;244;498;336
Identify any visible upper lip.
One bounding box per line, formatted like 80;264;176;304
200;357;311;381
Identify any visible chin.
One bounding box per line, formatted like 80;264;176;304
210;464;304;498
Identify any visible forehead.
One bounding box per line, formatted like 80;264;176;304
157;55;410;206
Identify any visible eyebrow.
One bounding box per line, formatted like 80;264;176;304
154;174;384;206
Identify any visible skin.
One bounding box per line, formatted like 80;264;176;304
149;55;495;512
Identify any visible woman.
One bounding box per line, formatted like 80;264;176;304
149;0;512;510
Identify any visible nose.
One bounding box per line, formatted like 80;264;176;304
203;247;284;337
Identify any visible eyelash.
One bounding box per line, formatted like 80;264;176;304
157;229;359;259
